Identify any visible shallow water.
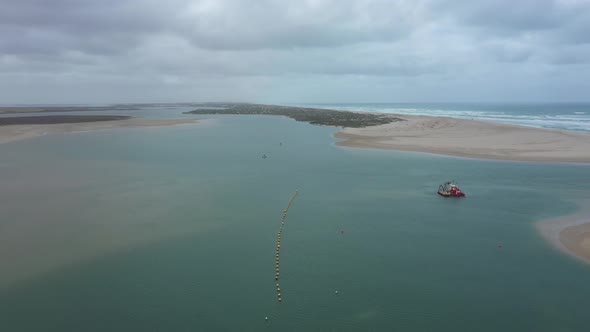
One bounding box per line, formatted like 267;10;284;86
1;114;589;331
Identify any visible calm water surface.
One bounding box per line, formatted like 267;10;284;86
0;114;589;331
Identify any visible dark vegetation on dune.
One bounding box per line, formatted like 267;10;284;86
0;115;131;126
185;103;403;128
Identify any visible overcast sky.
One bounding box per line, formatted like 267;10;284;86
1;0;589;104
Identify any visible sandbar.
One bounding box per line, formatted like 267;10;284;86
537;204;590;265
335;114;590;163
0;117;199;144
560;223;590;262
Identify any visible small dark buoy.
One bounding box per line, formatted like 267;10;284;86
498;243;503;248
340;230;344;235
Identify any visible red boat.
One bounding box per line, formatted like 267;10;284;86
438;181;466;197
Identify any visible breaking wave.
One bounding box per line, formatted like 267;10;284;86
293;103;590;132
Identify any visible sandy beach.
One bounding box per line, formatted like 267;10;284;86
335;114;590;163
0;118;198;144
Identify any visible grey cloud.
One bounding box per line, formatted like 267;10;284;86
1;0;421;56
179;0;421;50
483;41;533;63
438;0;567;32
545;44;590;64
434;0;590;44
0;0;589;103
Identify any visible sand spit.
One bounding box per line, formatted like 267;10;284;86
335;114;590;163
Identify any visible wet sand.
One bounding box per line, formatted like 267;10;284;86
335;114;590;163
560;223;590;262
0;118;199;144
537;203;590;265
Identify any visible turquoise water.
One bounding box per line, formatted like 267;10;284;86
1;115;590;331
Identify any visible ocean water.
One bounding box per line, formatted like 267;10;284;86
295;103;590;132
0;112;590;331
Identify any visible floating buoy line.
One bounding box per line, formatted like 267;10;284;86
274;190;298;303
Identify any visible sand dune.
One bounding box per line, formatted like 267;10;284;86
335;114;590;163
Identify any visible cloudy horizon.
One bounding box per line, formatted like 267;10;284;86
1;0;590;104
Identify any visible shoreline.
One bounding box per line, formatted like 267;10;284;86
0;118;199;145
334;113;590;163
537;204;590;265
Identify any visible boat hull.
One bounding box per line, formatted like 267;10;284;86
437;190;466;197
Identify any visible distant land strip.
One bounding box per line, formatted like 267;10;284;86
0;103;216;114
0;106;141;114
0;115;131;126
184;103;403;128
